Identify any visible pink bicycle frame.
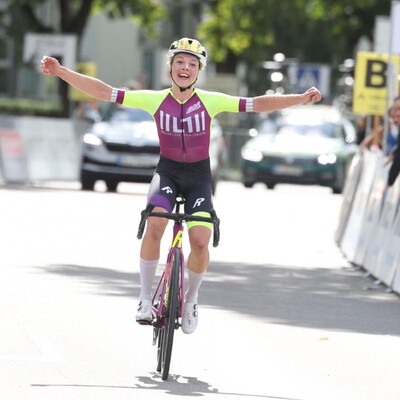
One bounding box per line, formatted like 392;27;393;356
151;222;185;322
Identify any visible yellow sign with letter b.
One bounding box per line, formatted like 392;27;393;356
353;52;400;116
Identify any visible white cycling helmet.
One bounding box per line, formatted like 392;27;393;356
168;38;207;70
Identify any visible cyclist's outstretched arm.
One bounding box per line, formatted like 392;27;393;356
253;87;321;113
40;56;112;102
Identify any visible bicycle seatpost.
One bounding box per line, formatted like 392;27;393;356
175;194;185;213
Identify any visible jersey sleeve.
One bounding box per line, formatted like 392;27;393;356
196;89;253;118
112;89;169;115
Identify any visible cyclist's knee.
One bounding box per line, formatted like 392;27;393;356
146;210;168;241
189;226;211;253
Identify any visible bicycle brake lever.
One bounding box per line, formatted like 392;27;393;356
137;203;155;239
210;210;220;248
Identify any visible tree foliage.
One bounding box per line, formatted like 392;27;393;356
2;0;165;116
198;0;391;72
1;0;394;102
5;0;164;48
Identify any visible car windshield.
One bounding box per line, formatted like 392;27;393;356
258;119;342;139
104;106;153;123
277;122;342;139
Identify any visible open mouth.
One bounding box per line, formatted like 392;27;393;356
178;73;190;80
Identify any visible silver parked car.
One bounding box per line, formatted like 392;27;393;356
80;105;159;191
80;104;225;193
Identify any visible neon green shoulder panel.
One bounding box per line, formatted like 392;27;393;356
195;89;241;118
121;89;170;115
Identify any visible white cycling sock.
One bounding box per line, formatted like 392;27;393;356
139;258;158;301
185;269;205;304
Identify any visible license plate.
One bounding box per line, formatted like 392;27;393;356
118;154;158;167
272;164;303;176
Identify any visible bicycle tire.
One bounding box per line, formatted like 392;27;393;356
156;328;163;372
152;296;163;372
160;249;181;380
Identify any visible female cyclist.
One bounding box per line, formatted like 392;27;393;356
41;38;321;334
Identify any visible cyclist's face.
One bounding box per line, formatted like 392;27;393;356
171;53;200;86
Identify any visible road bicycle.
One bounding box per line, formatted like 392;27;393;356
136;196;220;380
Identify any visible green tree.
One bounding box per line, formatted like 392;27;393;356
2;0;165;115
198;0;391;95
7;0;164;49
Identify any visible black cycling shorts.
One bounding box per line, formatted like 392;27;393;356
147;156;214;214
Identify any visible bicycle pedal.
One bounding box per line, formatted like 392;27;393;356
136;319;153;326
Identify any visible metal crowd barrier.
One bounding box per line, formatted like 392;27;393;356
337;147;400;293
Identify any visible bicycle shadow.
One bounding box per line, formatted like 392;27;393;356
134;372;301;399
32;375;301;400
135;373;217;397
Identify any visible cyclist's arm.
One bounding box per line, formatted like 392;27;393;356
197;87;321;117
253;87;321;112
41;56;112;102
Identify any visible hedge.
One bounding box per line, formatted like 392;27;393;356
0;98;63;117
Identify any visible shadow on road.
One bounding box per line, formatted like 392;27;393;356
32;372;302;399
38;261;400;337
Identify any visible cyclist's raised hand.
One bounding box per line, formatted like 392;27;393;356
302;87;322;104
39;55;112;102
41;56;61;76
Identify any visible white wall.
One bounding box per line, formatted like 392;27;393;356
80;13;144;88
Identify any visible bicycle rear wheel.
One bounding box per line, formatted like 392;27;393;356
160;249;181;380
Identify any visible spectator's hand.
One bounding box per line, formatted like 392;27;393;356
384;154;394;166
302;87;322;104
40;56;61;76
360;134;374;150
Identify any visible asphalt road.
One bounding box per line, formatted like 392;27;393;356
1;180;400;400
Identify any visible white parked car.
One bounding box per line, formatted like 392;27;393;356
80;104;225;193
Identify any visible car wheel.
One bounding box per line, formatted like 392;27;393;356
243;181;255;188
106;180;118;192
331;162;346;194
81;171;95;191
266;183;276;190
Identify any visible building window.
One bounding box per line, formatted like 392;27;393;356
0;37;7;59
0;68;8;92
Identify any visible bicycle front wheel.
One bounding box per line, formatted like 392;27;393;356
160;249;181;380
156;328;163;373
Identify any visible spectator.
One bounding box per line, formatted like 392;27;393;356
359;115;383;150
356;115;367;145
386;96;400;188
387;105;399;155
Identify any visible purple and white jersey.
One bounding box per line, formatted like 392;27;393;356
113;88;253;163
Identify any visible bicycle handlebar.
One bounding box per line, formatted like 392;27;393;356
136;203;220;247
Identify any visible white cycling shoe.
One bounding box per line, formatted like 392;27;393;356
136;299;152;323
181;302;198;334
